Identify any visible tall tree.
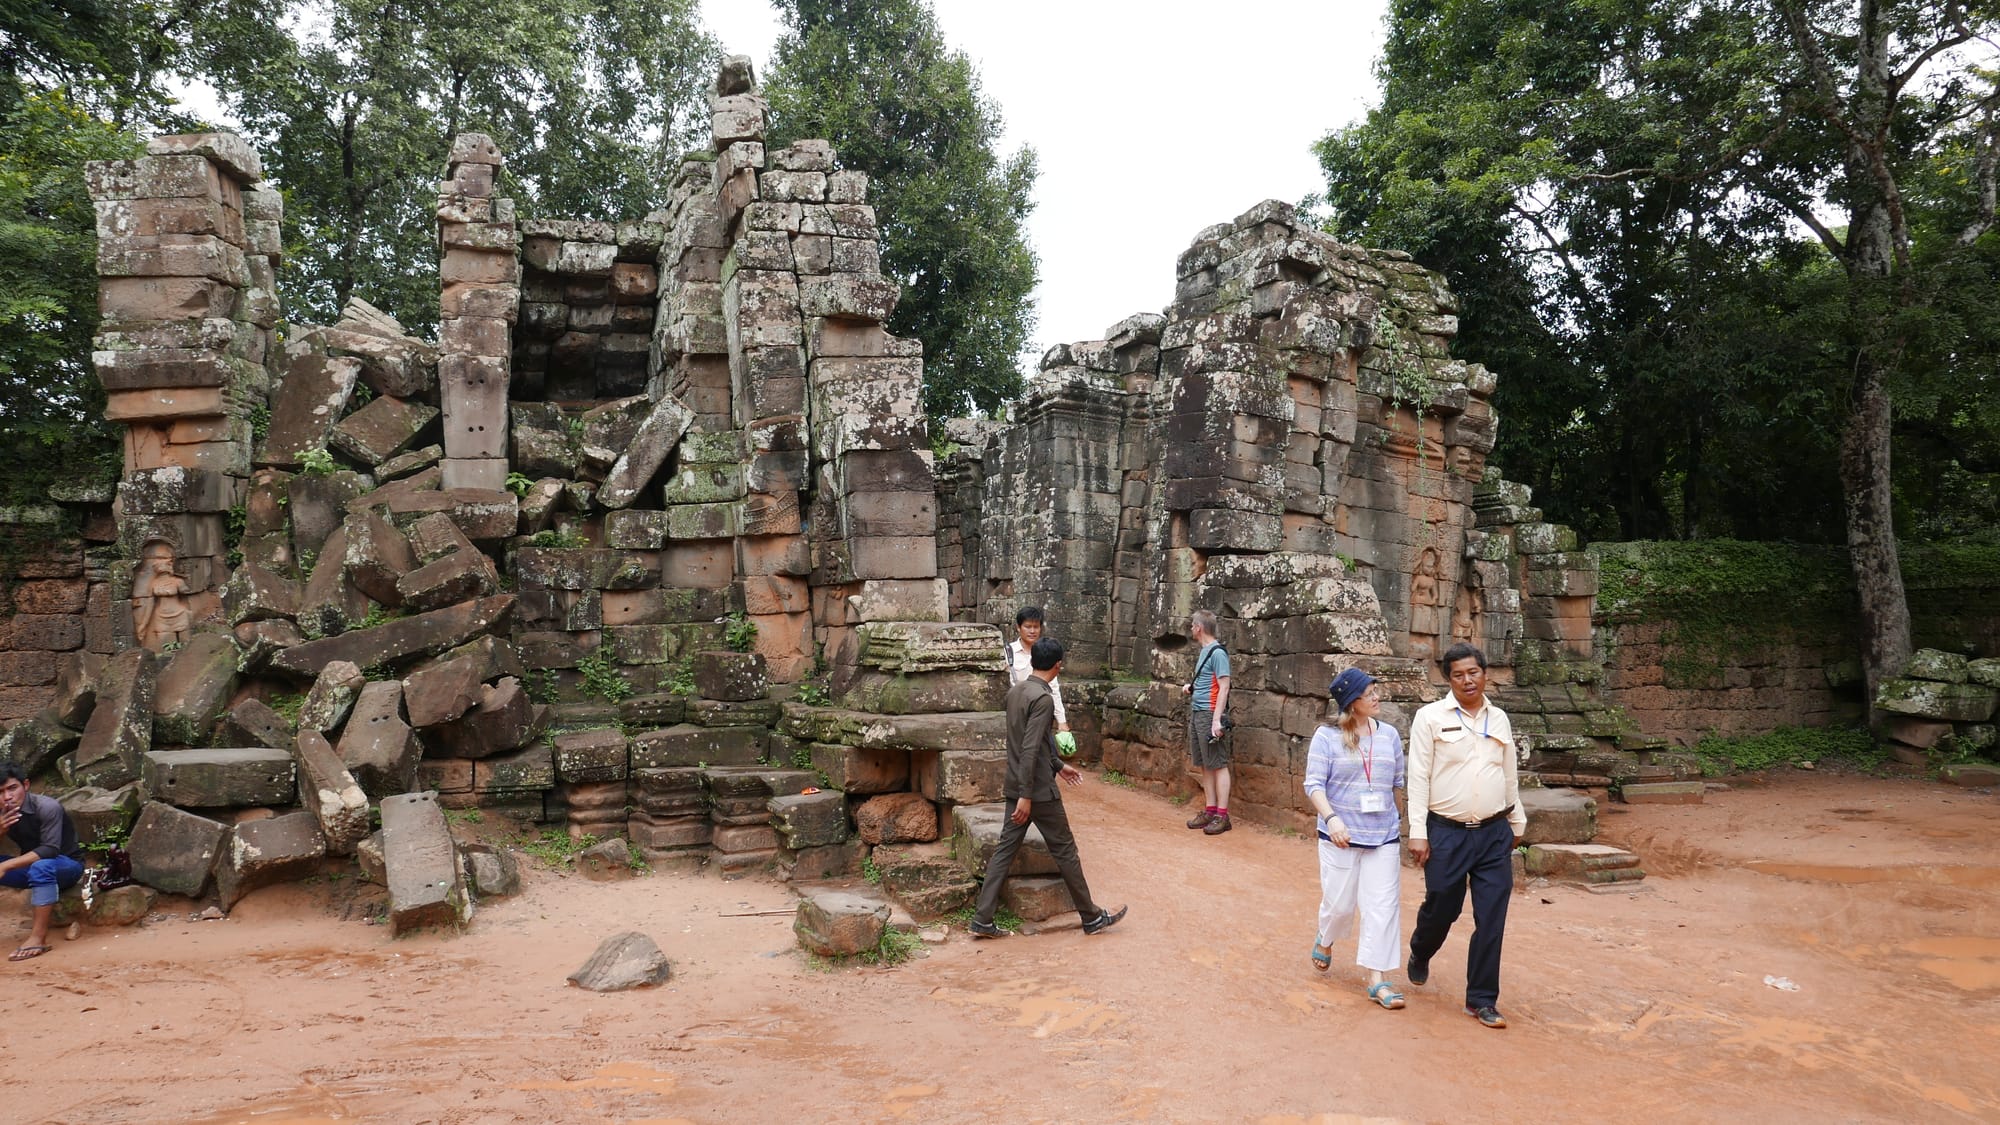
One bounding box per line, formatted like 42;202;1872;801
1318;0;2000;708
764;0;1039;417
219;0;720;330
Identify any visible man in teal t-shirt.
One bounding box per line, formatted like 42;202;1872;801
1182;609;1234;835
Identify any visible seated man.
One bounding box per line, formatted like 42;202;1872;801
0;765;85;961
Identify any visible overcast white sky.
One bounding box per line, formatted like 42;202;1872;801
701;0;1392;356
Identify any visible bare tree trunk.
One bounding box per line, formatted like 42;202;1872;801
1838;347;1911;714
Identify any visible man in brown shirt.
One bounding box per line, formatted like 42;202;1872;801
967;637;1126;938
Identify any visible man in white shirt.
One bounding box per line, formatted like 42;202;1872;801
1003;607;1075;755
1404;642;1525;1029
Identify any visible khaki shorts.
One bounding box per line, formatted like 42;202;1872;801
1189;711;1232;770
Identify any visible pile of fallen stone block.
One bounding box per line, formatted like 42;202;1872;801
1877;648;2000;785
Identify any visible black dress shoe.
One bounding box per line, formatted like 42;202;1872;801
967;919;1006;938
1082;905;1128;935
1466;1005;1507;1029
1407;951;1429;985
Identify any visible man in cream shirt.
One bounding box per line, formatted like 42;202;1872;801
1405;641;1526;1029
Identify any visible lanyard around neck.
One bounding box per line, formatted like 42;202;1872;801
1453;702;1490;741
1359;719;1376;786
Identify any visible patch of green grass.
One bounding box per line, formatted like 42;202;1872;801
667;658;696;696
792;682;830;706
1272;824;1301;838
861;856;883;885
296;448;337;475
515;830;598;868
1100;769;1135;789
269;692;306;728
723;610;758;653
576;650;633;703
945;905;1023;933
1167;794;1190;806
444;808;483;826
627;841;651;875
1691;726;1882;776
858;926;924;967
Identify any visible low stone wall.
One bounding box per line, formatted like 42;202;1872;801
1594;540;2000;744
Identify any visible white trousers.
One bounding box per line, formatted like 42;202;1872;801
1315;837;1403;972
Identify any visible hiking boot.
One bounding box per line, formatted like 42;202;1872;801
1185;809;1214;829
967;919;1007;939
1082;905;1128;935
1466;1005;1507;1029
1202;812;1233;835
1407;951;1429;985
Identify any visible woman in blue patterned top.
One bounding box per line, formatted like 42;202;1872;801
1304;667;1408;1009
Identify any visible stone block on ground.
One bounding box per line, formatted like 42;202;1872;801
1523;843;1645;885
767;790;847;849
332;395;439;467
337;680;419;799
794;888;889;957
870;843;974;921
1519;786;1597;845
854;791;939;844
427;677;537;758
357;831;385;884
1941;761;2000;787
218;697;293;752
782;839;863;882
379;791;470;934
1001;875;1076;922
576;837;637;881
294;730;371;854
461;842;521;897
1;713;81;776
128;800;228;897
59;783;143;847
809;743;908;794
950;803;1059;878
141;747;296;809
1875;678;1998;723
911;749;1007;805
215;810;327;908
151;633;239;745
1615;780;1704;805
68;647;158;789
298;659;367;735
88;883;155;926
268;595;515;679
567;931;672;991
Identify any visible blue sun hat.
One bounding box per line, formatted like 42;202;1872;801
1329;667;1375;712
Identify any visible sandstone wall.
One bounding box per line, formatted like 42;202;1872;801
1594;540;2000;744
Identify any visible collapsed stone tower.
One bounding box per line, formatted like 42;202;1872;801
5;58;1637;928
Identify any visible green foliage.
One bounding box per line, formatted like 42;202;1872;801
667;658;696;697
515;829;596;867
268;692;305;728
792;682;830;707
246;402;271;442
0;90;128;508
1691;727;1881;776
945;904;1023;933
525;668;561;705
791;742;815;770
861;856;882;885
296;448;337;476
528;529;585;549
575;650;632;703
766;0;1039;417
504;472;533;497
215;0;721;332
225;504;247;568
1100;769;1134;789
723;610;757;653
857;926;924;967
83;817;133;857
444;807;483;826
1315;0;2000;548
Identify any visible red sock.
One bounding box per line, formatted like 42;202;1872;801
1216;807;1227;816
1206;806;1218;814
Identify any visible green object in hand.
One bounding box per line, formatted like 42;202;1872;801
1055;732;1078;756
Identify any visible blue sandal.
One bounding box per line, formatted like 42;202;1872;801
1310;942;1332;971
1367;982;1406;1009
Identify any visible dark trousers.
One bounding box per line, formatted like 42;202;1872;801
1409;812;1513;1008
973;795;1099;924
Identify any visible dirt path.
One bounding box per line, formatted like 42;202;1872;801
9;771;1999;1123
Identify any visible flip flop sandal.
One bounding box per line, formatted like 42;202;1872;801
1310;943;1332;971
9;945;51;962
1367;982;1406;1010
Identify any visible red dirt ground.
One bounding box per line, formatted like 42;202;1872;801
8;769;1999;1124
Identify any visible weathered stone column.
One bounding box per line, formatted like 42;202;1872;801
436;134;518;491
86;133;275;648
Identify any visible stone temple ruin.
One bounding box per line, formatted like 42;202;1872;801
2;58;1674;941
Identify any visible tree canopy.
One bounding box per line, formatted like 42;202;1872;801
1318;0;2000;701
764;0;1040;418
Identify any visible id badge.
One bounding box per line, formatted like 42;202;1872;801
1359;791;1387;814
